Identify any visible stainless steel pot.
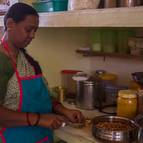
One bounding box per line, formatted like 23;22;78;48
92;115;139;143
76;80;99;110
104;0;117;8
135;115;143;143
117;0;142;7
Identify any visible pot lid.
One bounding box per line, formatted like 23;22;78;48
118;90;137;99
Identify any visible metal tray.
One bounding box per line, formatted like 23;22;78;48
92;115;139;143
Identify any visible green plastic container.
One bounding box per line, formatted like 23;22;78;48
32;1;53;12
33;0;68;12
52;0;68;11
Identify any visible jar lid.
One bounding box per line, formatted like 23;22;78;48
99;73;118;81
118;90;137;98
84;80;97;85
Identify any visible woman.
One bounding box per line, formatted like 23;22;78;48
0;3;84;143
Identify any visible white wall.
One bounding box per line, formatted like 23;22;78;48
28;28;91;87
28;28;143;87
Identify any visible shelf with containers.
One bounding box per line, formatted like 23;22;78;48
76;28;143;59
37;6;143;27
0;6;143;27
76;50;143;60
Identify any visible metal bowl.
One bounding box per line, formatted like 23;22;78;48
92;115;139;143
135;114;143;142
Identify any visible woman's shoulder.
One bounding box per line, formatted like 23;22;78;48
0;44;8;57
0;44;8;59
0;44;14;75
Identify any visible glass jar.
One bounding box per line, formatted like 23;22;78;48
61;70;81;100
117;90;137;119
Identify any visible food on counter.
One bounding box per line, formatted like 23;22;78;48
96;121;133;131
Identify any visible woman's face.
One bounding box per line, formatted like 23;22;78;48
9;15;39;49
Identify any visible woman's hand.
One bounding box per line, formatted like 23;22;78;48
39;113;69;129
53;104;85;123
64;109;85;123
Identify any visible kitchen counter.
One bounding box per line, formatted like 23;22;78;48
54;102;104;143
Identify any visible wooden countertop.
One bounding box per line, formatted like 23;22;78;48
54;102;104;143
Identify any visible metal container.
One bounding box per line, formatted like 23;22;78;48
92;115;139;143
117;0;142;7
135;114;143;143
76;80;99;110
103;0;117;8
97;84;128;115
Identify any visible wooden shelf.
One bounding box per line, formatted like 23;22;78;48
0;6;143;27
76;50;143;59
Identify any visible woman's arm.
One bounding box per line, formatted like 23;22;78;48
0;106;69;129
0;106;36;127
53;103;85;123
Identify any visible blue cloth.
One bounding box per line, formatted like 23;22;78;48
3;76;53;143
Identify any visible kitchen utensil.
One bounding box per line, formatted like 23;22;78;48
61;121;85;128
76;80;99;110
92;115;139;143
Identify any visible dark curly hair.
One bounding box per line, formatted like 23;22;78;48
4;2;39;30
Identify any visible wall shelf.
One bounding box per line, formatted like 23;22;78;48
0;6;143;27
39;6;143;27
76;50;143;60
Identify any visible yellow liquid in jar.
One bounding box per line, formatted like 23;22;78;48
117;90;137;119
